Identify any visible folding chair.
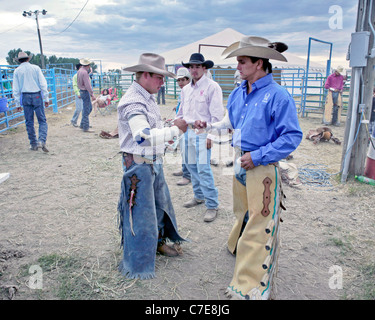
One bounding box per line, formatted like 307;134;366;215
97;89;112;115
108;87;120;112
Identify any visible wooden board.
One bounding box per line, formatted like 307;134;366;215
323;91;342;125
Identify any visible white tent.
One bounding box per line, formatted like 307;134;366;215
161;28;325;70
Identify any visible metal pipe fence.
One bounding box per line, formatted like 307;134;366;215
1;65;350;133
0;65;76;133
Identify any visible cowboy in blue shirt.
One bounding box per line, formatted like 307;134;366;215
196;36;302;300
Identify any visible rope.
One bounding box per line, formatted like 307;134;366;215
298;163;335;189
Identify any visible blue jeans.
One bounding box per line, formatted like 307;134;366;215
182;130;219;209
71;95;83;125
22;92;48;147
157;86;165;104
80;90;92;130
182;163;191;179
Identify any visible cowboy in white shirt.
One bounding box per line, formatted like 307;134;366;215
12;51;49;152
176;53;224;222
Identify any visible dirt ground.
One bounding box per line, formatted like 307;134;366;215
0;99;374;301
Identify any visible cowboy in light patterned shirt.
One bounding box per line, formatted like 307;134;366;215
117;53;188;280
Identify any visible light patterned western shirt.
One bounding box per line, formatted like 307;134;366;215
117;81;178;158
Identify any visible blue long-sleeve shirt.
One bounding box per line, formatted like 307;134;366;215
227;73;303;166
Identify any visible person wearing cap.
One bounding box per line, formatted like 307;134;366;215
117;53;188;279
12;51;50;152
172;67;192;186
176;53;224;223
323;66;345;126
77;58;95;132
70;63;83;127
195;36;302;300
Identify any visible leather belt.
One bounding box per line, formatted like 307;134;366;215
122;152;161;165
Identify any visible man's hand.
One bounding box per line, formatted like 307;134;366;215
173;118;188;133
194;120;207;129
44;102;49;108
240;152;255;170
206;138;212;149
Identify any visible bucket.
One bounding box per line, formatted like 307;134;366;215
0;97;9;112
364;136;375;180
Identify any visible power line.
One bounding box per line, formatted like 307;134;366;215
0;21;28;35
54;0;89;35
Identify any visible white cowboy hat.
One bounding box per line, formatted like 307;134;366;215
336;66;344;74
79;58;92;66
123;53;176;78
176;67;191;80
14;51;33;63
222;36;288;62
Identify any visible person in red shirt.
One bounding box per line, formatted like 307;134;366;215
323;66;345;125
77;58;96;132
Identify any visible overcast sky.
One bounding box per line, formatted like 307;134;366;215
0;0;358;71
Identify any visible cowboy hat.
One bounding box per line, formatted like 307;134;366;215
176;67;191;80
182;53;214;69
123;53;175;78
335;66;344;74
222;36;288;62
79;58;92;66
14;51;33;63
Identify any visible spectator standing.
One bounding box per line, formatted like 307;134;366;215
77;58;95;132
71;63;83;127
12;51;49;152
323;66;345;126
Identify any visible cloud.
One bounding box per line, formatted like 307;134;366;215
0;0;358;70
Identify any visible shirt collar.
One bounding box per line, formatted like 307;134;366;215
19;62;30;67
133;81;154;102
190;74;207;88
242;73;273;93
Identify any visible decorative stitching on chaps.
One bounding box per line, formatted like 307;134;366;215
261;177;272;217
128;174;140;236
128;174;140;207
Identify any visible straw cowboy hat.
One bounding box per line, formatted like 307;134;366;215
14;51;33;63
221;36;288;62
182;53;214;69
176;67;191;80
123;53;176;78
79;58;92;66
335;66;344;74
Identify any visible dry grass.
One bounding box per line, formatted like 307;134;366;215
0;98;374;300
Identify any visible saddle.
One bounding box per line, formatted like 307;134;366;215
305;127;341;145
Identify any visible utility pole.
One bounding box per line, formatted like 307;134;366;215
341;0;375;182
22;9;47;69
